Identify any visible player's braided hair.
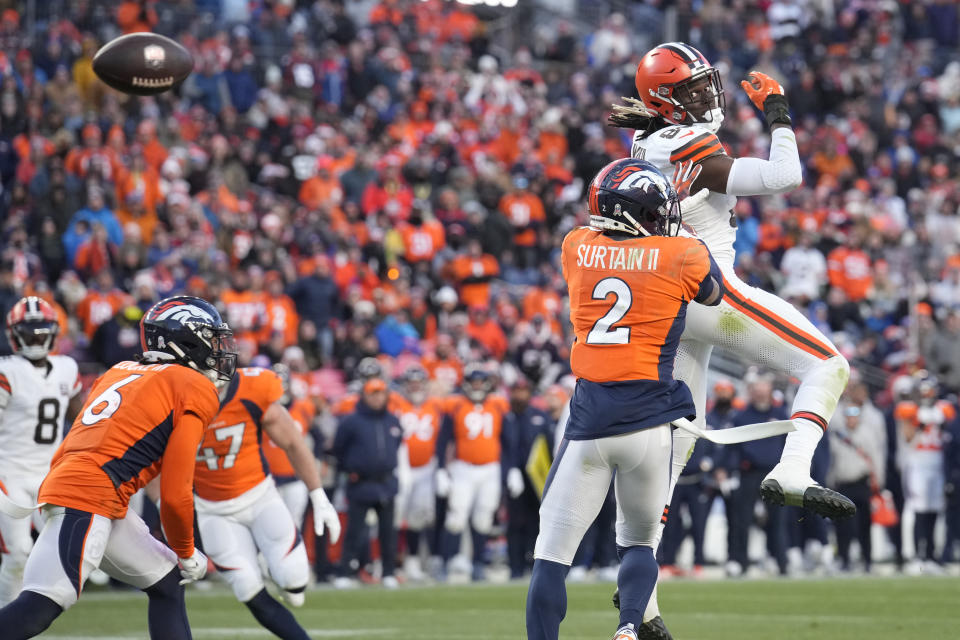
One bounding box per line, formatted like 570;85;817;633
607;97;667;135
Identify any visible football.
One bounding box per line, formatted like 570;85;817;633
92;32;193;96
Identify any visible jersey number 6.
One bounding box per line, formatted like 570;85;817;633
586;277;632;345
80;374;143;426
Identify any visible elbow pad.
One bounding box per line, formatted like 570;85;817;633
725;128;802;195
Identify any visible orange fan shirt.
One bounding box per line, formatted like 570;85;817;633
400;221;446;263
561;226;718;383
263;398;316;479
40;361;220;556
499;192;546;247
76;289;133;338
398;397;446;468
442;395;509;465
193;368;284;501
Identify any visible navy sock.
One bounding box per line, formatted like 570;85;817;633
441;529;460;563
144;568;191;640
471;529;487;566
244;588;310;640
616;545;658;630
407;529;421;557
525;559;568;640
0;590;63;639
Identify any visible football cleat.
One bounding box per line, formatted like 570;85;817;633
612;592;674;640
613;624;638;640
282;590;305;607
760;463;855;519
636;617;673;640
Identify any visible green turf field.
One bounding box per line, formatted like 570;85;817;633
43;576;960;639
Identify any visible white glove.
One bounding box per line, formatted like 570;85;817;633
178;548;208;585
435;468;451;498
506;467;525;499
310;488;341;544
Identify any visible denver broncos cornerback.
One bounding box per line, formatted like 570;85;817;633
194;365;340;640
525;158;723;640
0;296;235;640
610;42;855;639
0;297;82;606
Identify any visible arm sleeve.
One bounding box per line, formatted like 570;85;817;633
500;413;518;471
159;412;205;558
0;372;10;413
725;128;802;196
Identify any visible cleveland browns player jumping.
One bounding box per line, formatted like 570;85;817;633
193;364;340;640
526;157;722;640
0;297;83;606
0;296;235;640
608;43;854;638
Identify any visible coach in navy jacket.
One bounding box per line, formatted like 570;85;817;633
332;378;403;582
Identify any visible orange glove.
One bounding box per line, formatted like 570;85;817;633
740;71;791;128
740;72;784;110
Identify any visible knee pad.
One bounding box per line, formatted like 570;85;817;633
470;510;494;536
270;548;309;593
222;564;264;603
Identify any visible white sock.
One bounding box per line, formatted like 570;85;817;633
779;419;824;469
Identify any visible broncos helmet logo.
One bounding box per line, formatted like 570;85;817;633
151;302;216;325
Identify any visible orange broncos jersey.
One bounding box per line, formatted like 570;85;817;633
263;398;316;479
561;227;718;383
194;367;284;501
399;397;446;468
40;361;220;556
442;395;510;465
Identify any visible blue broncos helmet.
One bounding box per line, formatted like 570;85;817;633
587;158;681;237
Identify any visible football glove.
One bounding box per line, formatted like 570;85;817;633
435;468;452;498
310;488;341;544
178;548;208;585
506;467;525;499
672;159;703;200
741;71;792;128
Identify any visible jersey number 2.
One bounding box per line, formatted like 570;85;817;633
33;398;61;444
586;278;632;345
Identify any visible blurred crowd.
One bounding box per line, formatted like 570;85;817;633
0;0;959;581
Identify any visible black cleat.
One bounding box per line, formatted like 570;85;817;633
612;591;673;640
637;616;673;640
759;479;856;519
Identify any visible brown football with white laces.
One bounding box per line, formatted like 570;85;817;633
92;32;193;96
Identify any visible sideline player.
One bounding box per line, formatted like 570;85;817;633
193;365;340;640
0;296;235;639
610;42;854;638
395;364;444;580
526;157;723;640
435;365;513;581
0;297;83;606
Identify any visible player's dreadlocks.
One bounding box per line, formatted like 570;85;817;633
606;97;668;136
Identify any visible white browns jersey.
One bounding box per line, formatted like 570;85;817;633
0;355;81;481
632;124;738;265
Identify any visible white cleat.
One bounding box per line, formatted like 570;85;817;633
403;556;425;581
612;623;639;640
382;575;399;589
332;577;357;589
760;462;855;519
